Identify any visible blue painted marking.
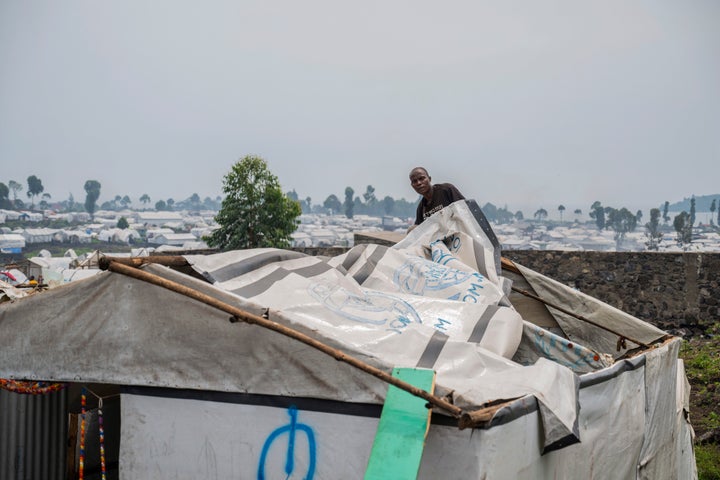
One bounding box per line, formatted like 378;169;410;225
309;282;421;331
258;406;316;480
531;328;603;370
461;279;486;303
434;317;451;332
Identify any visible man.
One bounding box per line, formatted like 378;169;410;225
407;167;465;233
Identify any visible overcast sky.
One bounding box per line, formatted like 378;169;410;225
1;1;718;216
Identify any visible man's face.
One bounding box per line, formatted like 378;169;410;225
410;169;431;196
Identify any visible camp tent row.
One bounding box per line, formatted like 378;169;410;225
0;200;696;479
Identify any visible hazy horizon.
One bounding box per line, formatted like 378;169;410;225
2;1;718;218
4;168;718;222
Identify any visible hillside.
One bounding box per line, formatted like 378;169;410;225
667;194;720;212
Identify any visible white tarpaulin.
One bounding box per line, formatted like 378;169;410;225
0;200;696;478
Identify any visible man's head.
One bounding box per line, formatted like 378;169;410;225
409;167;432;198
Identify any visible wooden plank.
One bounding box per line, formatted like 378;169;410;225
364;367;436;480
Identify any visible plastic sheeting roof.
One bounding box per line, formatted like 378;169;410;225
0;201;670;452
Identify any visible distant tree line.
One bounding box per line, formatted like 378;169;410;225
287;185;419;219
2;172;719;251
0;174;222;217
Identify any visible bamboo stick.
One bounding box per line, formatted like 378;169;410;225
102;260;465;420
98;255;189;269
501;257;651;349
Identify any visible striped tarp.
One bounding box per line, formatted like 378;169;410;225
184;200;584;450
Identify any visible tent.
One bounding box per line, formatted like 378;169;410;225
0;200;696;479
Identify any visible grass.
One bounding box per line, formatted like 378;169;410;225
679;323;720;480
695;444;720;480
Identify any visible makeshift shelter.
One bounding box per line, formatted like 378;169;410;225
0;233;26;253
0;200;696;479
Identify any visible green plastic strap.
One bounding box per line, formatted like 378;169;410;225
364;367;436;480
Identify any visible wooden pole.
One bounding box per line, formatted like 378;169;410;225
102;260;465;420
98;255;189;269
502;258;651;348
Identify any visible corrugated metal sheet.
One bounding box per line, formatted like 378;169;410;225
0;387;67;480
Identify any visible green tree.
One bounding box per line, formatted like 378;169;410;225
188;193;200;211
66;193;76;212
117;216;129;229
167;198;175;210
0;182;11;209
710;199;716;226
533;208;548;221
84;180;101;218
288;191;306;213
589;201;605;230
673;211;692;246
344;187;354;219
496;206;515;224
662;201;670;225
26;175;44;209
645;208;663;250
382;196;395;215
363;185;377;206
605;207;637;249
323;194;342;214
39;192;52;210
8;180;22;204
689;196;696;228
353;195;364;215
203;196;218;210
140;194;151;207
558;204;565;222
514;210;524;221
484;203;499;221
573;209;582;222
121;195;131;208
206;155;301;249
155;200;167;211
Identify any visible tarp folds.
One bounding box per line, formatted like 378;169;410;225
185;201;580;449
513;262;667;358
0;199;692;465
0;267;393;402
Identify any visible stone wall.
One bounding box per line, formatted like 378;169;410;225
503;251;720;336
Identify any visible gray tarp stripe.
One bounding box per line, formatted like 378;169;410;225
232;268;292;299
231;263;334;299
352;246;389;285
121;385;464;425
465;199;502;273
471;240;488;278
208;250;308;283
468;305;499;343
284;262;334;280
578;355;646;388
416;330;449;369
122;385;386;418
341;244;369;271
